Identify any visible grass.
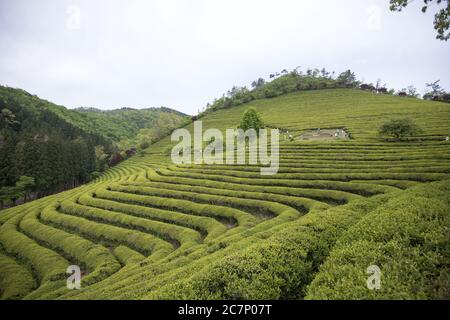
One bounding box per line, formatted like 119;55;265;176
0;88;449;300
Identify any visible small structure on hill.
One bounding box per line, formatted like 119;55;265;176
298;128;350;141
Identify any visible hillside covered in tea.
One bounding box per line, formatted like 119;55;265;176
0;88;449;300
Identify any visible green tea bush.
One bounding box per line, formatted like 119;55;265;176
58;201;175;255
79;193;227;241
145;169;363;204
148;181;450;300
146;195;389;299
157;168;396;196
0;212;69;283
109;183;303;220
95;188;258;228
22;206;121;286
0;252;36;299
306;180;450;299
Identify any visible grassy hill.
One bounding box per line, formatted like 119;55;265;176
0;88;449;300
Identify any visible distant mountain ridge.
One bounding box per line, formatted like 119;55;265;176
71;105;188;142
0;85;188;142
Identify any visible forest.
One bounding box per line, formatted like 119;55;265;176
0;86;188;208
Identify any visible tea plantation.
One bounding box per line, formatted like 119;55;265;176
1;89;449;300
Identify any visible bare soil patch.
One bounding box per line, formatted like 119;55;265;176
298;128;350;141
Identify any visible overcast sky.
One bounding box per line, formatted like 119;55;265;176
0;0;449;115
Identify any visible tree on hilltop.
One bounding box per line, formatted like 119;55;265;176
251;78;266;89
337;70;358;87
424;80;446;100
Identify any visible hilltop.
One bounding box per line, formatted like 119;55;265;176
149;88;450;154
0;87;449;300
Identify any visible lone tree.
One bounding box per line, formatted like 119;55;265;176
390;0;450;41
239;107;265;132
378;118;423;141
424;80;446;100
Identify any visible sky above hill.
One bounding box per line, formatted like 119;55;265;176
0;0;449;115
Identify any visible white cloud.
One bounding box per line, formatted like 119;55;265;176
366;4;382;31
356;58;369;65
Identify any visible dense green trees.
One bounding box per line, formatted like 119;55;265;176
0;85;188;208
0;130;97;202
0;86;110;206
0;176;34;209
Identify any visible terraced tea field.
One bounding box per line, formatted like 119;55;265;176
1;89;449;300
